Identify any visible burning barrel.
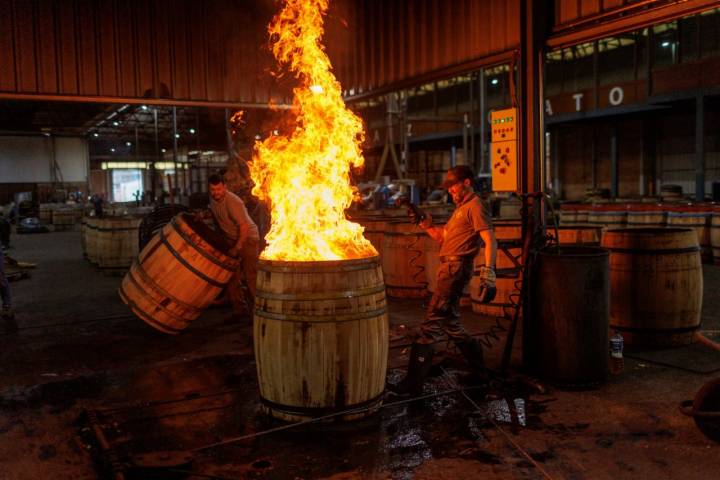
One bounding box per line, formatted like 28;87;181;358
119;213;239;334
254;256;388;422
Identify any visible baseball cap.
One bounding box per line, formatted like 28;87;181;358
441;165;475;189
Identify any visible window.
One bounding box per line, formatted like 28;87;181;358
652;22;678;68
112;169;143;202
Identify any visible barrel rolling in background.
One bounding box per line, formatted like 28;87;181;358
119;213;239;334
254;256;388;422
601;228;703;348
382;221;428;298
528;246;610;386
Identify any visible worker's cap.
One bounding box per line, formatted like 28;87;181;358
441;165;475;189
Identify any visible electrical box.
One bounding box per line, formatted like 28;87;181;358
490;108;518;192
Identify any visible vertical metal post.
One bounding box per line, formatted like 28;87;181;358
469;73;475;172
172;106;178;198
553;128;560;195
152;107;159;201
591;128;597;188
696;94;705;201
462;113;469;166
479;68;486;173
610;124;619;199
519;0;547;369
225;108;234;159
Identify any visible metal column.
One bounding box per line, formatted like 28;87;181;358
610;125;619;198
696;94;705;201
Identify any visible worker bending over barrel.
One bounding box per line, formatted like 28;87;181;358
205;174;260;318
389;165;498;396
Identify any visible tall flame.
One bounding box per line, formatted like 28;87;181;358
250;0;376;261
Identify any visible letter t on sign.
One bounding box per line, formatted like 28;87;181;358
573;93;584;112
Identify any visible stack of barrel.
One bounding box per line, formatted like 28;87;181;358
560;201;719;265
559;198;712;349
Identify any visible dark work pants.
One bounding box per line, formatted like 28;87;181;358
415;258;474;344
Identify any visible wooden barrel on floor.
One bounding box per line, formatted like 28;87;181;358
601;228;703;348
626;203;667;228
254;256;388;422
85;217;100;264
559;203;582;226
548;226;602;245
119;213;239;334
39;204;54;224
712;208;720;266
382;221;428;298
52;209;75;227
471;221;522;317
667;205;713;263
359;217;389;258
587;204;627;229
97;216;142;270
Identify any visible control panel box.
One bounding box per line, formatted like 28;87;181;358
490;108;518;192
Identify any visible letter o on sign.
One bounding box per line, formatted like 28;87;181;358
609;87;624;106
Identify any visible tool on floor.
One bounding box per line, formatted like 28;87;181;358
680;377;720;443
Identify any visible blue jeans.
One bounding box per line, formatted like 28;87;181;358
0;247;11;308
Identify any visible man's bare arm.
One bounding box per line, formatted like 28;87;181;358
479;229;497;270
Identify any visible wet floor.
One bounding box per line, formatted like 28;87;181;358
70;354;550;480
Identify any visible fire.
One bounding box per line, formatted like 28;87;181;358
249;0;376;261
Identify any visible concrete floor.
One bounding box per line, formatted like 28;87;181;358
1;229;720;479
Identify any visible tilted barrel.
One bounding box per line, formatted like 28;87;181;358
119;213;239;334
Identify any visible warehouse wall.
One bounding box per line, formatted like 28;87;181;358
0;136;88;183
554;108;720;201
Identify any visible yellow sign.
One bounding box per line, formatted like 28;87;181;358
490;108;518;192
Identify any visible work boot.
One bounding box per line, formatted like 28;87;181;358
455;338;488;382
387;343;434;396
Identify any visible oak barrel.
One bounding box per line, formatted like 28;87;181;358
119;213;239;334
588;204;627;229
254;256;388;422
712;208;720;266
626;203;667;228
527;246;609;386
85;217;100;264
97;216;142;270
601;228;703;347
548;226;602;245
382;221;428;298
667;205;712;263
52;209;75;226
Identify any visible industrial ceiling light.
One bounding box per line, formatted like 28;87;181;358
113;121;120;126
126;141;132;146
661;41;671;47
93;133;99;137
175;133;180;138
161;148;167;153
110;148;116;152
141;105;148;110
189;128;196;134
491;78;499;85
